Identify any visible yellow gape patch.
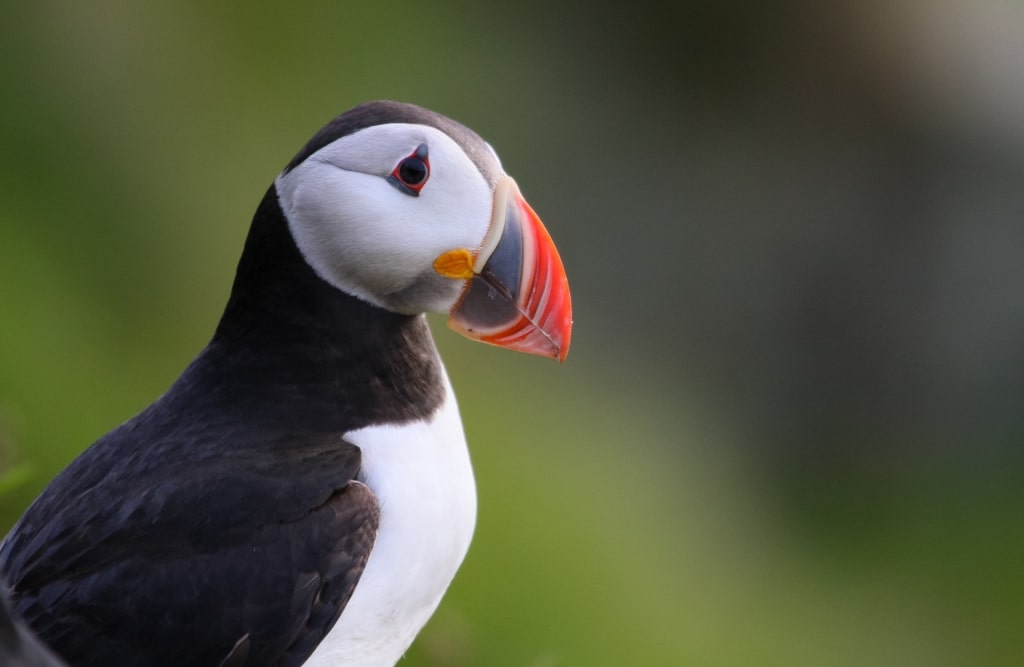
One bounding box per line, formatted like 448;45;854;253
432;248;475;279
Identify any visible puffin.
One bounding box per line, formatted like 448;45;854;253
0;101;572;667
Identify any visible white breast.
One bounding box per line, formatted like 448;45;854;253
303;367;477;667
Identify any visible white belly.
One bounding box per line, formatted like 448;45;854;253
303;369;477;667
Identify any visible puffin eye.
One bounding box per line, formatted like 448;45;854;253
397;157;428;186
388;143;430;196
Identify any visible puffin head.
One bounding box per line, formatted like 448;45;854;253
274;101;572;361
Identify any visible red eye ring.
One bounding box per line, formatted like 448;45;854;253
388;143;430;196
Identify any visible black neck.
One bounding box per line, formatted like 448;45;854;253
215;187;405;352
168;186;444;433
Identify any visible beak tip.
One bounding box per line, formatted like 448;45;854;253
552;315;572;363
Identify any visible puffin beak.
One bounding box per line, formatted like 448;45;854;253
434;177;572;361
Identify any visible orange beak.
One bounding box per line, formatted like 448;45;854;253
439;177;572;361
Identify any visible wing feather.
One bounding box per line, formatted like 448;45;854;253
1;432;379;667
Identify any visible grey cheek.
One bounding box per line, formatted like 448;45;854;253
383;272;463;315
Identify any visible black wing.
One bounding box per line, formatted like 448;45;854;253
0;429;379;667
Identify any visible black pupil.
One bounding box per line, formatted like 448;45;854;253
398;157;428;185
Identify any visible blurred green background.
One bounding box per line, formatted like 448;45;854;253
3;1;1024;665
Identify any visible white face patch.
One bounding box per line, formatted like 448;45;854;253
275;124;501;314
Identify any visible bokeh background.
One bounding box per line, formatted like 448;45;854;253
3;1;1023;665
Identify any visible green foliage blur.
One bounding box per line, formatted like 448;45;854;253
2;2;1023;665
